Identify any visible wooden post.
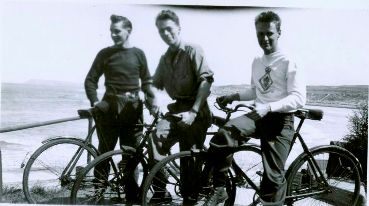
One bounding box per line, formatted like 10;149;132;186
0;148;3;202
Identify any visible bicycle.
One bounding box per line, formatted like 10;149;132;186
69;109;186;205
141;102;264;205
22;109;99;204
142;101;363;206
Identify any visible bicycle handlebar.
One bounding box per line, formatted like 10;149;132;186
214;98;254;115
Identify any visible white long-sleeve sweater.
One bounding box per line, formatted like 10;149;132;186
239;50;306;113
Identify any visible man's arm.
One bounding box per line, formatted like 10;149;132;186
268;61;306;112
85;51;104;107
137;49;158;114
191;80;211;113
142;84;159;114
218;79;256;106
190;44;214;113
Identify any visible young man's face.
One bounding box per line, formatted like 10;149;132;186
110;21;130;46
255;21;280;55
156;19;180;47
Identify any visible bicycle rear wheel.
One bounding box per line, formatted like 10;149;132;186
141;150;234;206
228;144;263;205
70;149;148;205
286;146;361;206
22;138;97;204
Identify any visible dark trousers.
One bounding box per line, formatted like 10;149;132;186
94;94;143;200
148;101;211;200
209;112;294;206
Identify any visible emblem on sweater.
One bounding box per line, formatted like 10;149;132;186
259;66;273;91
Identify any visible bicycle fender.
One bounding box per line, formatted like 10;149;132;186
41;136;99;156
285;145;363;179
41;136;85;144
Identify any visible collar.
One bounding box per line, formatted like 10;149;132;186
166;40;186;55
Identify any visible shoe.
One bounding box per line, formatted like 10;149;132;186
183;197;198;205
149;190;172;204
125;196;140;205
202;187;228;206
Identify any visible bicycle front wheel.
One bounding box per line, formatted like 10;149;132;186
141;150;234;206
229;144;263;205
286;146;361;206
23;138;97;204
70;149;148;205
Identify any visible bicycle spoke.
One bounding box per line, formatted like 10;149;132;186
23;140;96;204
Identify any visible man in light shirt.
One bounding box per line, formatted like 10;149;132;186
204;11;306;206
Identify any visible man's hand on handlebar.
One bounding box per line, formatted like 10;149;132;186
216;93;240;108
162;111;195;128
177;110;197;128
149;105;160;117
216;95;234;107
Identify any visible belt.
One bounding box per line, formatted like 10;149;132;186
119;91;139;98
106;90;139;98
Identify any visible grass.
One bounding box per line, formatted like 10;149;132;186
1;184;66;203
1;185;27;203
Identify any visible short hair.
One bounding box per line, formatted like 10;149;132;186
110;14;132;32
255;11;281;32
155;10;180;26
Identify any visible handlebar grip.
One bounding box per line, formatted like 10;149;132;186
215;97;226;109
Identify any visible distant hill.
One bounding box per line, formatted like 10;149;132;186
212;84;368;109
3;81;368;109
24;79;81;87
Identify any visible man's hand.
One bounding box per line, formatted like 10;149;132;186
93;100;109;113
92;101;99;107
216;93;239;107
149;105;160;117
246;104;271;121
177;110;197;128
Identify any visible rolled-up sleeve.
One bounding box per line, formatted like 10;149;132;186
153;56;165;90
191;45;214;84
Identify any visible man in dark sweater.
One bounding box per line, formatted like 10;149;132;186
84;14;156;204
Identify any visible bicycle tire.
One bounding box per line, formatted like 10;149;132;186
70;148;149;205
286;146;361;206
23;138;98;204
141;150;234;206
227;144;263;206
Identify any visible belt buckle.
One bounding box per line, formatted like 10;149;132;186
124;92;133;98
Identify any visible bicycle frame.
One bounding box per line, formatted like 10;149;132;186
230;108;341;202
101;113;161;184
56;116;98;184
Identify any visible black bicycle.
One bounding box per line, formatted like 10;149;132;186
69;109;197;205
141;102;264;205
142;102;363;206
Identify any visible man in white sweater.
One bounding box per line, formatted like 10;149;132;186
204;11;306;206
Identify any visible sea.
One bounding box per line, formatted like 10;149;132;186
0;82;355;185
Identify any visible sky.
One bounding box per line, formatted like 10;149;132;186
1;0;369;86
